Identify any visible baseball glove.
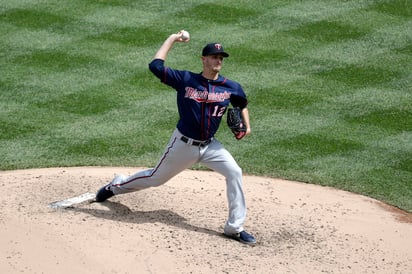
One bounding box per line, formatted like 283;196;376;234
227;107;247;140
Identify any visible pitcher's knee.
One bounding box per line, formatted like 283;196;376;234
226;165;242;181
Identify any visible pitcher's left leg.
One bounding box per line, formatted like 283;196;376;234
200;140;246;234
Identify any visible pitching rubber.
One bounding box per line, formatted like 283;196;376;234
49;192;96;209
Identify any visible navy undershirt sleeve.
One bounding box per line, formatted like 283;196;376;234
148;58;165;80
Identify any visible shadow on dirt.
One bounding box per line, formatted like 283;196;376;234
66;200;222;237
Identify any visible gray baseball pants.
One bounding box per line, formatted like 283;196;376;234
108;128;246;234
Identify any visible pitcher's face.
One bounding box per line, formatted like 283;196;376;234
202;54;224;73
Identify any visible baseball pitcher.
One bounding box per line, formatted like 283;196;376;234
95;30;256;244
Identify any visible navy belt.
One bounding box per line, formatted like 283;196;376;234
180;136;212;147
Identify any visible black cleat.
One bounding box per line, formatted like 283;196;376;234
95;184;114;202
224;230;257;245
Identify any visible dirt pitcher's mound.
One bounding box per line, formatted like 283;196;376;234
0;167;411;273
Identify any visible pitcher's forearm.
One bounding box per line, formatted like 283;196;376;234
153;31;189;61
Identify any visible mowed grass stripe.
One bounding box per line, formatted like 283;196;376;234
301;19;412;64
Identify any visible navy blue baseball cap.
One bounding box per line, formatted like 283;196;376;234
202;43;229;57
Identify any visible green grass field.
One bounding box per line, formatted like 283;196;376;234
1;0;411;211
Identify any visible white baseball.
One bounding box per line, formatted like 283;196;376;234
181;30;190;40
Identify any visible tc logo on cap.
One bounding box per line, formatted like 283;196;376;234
214;44;222;50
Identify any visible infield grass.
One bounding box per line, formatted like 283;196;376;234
0;0;411;211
